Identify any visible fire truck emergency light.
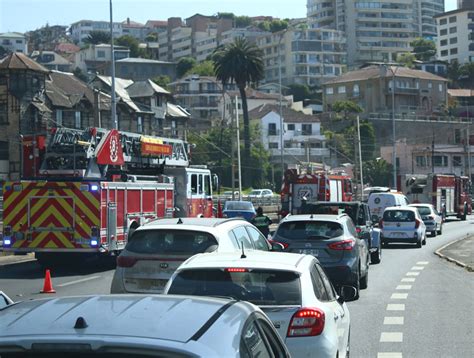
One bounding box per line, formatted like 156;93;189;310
90;185;99;191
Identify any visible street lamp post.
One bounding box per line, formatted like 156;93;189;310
109;0;117;129
278;32;285;177
390;65;398;189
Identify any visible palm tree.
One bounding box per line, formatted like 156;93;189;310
84;30;111;45
212;38;264;180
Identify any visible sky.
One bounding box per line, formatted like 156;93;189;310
0;0;459;33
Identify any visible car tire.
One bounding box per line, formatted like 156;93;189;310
422;235;427;245
360;270;368;290
416;238;422;248
353;268;360;299
371;246;381;264
431;230;437;237
437;224;442;235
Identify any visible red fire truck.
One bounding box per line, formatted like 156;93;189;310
280;169;353;216
2;127;217;265
399;173;472;220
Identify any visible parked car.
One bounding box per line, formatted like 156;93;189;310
221;190;240;200
222;200;256;221
300;201;382;264
409;203;443;237
272;214;370;298
0;294;290;357
368;192;409;221
380;206;427;248
165;251;356;358
111;218;279;294
247;189;275;198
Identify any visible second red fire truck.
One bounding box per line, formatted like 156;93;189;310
2;127;217;265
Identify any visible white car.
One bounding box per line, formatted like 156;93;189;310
111;218;278;294
247;189;274;198
380;206;427;248
164;251;356;358
409;203;443;237
0;294;290;357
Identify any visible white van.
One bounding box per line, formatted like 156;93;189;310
368;192;409;221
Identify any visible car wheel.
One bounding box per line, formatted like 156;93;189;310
422;235;427;245
371;246;381;264
353;267;360;299
416;238;422;248
437;223;442;235
360;269;368;290
431;230;437;237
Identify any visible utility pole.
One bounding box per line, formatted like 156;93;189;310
357;115;364;200
235;96;242;199
278;32;285;179
109;0;117;129
231;97;235;199
391;66;397;189
467;126;471;181
431;131;435;174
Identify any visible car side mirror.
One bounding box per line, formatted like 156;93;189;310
337;285;357;304
271;242;285;252
371;215;379;225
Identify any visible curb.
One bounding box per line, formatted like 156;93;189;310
434;236;474;272
0;253;37;267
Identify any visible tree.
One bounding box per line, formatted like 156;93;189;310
287;84;311;102
269;19;289;33
84;30;111;45
212;37;264;185
235;16;252;28
176;57;197;78
332;100;364;117
145;33;157;42
396;52;416;68
363;158;393;186
459;62;474;88
115;35;145;58
151;75;171;90
187;60;215;76
410;37;436;61
447;59;461;88
0;45;8;58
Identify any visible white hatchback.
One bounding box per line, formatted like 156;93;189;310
409;203;443;237
164;251;356;358
380;206;427;248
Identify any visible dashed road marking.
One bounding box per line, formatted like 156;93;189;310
384;316;404;325
57;276;101;287
380;332;403;342
396;284;412;290
391;293;408;300
401;277;416;282
377;353;403;358
411;266;424;270
387;304;405;311
406;272;420;276
417;261;429;265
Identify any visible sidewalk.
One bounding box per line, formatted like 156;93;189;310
0;252;36;266
435;235;474;272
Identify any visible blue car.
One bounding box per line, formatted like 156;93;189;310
222;201;256;221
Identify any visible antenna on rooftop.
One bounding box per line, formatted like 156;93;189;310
240;241;246;259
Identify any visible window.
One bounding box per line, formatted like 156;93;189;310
450;48;458;55
137;116;143;133
416;156;427;167
453;156;463;167
245;226;270;251
449;16;456;23
353;84;360;96
97;50;106;58
433;155;448;167
0;101;7;124
441;50;448;56
325;87;334;95
310;264;330;301
240;320;273;358
440;29;448;36
55;109;63;126
450;37;457;44
438;84;443;92
302;124;312;135
268;142;279;149
338;85;346;94
449;27;457;34
440;39;448;46
0;141;8;160
191;174;198;194
74;111;81;128
231;227;253;249
268;123;276;135
204;175;211;196
287;124;295;130
315;263;336;301
439;18;447;25
428;82;432;89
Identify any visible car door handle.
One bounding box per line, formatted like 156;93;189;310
334;313;339;321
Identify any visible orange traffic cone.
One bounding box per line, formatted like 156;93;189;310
40;269;56;293
217;199;223;218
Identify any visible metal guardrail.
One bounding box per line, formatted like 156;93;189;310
368;112;473;124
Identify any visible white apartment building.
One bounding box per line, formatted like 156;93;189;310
307;1;444;67
0;32;27;53
257;26;347;87
70;20;122;44
194;30;218;62
435;8;474;64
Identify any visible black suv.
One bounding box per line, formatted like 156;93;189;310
300;201;382;264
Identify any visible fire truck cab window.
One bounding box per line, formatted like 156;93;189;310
204;174;211;196
198;174;203;194
191;174;198;194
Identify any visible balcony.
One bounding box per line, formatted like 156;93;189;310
270;147;330;158
387;87;420;95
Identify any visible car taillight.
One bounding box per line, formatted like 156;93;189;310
268;239;289;249
117;256;138;268
225;268;248;272
287;308;325;337
415;219;421;229
379;219;384;229
328;239;355;251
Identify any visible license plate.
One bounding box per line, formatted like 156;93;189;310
390;232;407;238
299;249;319;256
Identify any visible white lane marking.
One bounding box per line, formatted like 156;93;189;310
391;293;408;300
417;261;429;265
384;316;404;325
406;272;420;276
401;277;416;282
57;276;101;287
378;353;403;358
411;266;424;270
396;285;412;290
387;304;405;311
380;332;403;342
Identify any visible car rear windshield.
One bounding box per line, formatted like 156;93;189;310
414;206;431;215
168;269;301;306
126;230;218;255
383;210;415;222
276;221;344;240
225;201;253;210
302;204;357;223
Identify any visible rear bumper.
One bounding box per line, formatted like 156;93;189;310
381;231;419;243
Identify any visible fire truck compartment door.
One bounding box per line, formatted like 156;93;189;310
107;203;117;251
292;184;319;209
29;196;74;233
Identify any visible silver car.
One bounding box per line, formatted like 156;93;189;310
409;203;443;237
0;294;290;357
380;206;427;248
111;218;276;294
165;251;356;358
